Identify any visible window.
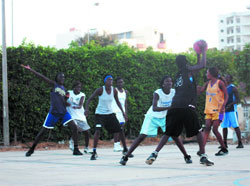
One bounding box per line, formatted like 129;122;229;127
125;32;132;39
236;17;240;23
220;20;224;23
221;29;224;32
236;26;241;33
237;37;241;43
160;33;164;43
221;39;224;42
231;38;234;43
118;33;125;39
236;46;241;50
243;106;249;118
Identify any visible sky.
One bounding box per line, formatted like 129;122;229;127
1;0;250;52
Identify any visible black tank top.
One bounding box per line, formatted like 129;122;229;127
171;69;197;108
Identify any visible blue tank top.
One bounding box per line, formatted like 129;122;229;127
49;84;67;115
225;84;236;112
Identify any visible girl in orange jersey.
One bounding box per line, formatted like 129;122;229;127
198;67;228;156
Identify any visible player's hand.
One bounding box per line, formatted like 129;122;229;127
123;113;128;122
21;64;31;70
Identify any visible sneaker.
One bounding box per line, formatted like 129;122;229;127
236;143;244;148
197;151;202;157
122;149;134;158
25;148;34;157
200;154;214;166
184;155;192;164
68;139;74;151
218;143;228;149
114;142;123;152
90;152;98;160
119;156;128;165
84;147;91;154
145;152;158;165
73;148;83;155
215;148;228;156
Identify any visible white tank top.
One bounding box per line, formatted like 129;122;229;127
112;88;126;114
66;90;86;121
95;86;114;114
146;88;175;118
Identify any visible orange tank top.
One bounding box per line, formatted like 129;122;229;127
204;80;224;114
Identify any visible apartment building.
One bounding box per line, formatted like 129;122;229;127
111;26;166;51
218;7;250;51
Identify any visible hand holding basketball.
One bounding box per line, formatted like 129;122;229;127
193;40;208;54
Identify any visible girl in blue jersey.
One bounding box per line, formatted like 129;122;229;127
21;65;82;157
221;74;243;148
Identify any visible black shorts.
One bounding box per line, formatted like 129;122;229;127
95;113;122;134
164;108;201;138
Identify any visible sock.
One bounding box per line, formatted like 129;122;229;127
153;151;158;155
93;148;96;153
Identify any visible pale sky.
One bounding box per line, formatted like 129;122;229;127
1;0;250;52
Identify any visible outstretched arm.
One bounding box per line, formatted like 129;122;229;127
21;64;55;86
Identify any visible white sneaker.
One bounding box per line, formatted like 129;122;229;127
114;142;123;152
69;139;74;151
84;147;91;154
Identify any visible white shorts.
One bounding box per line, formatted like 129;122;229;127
221;112;239;128
74;119;90;132
115;112;125;124
140;115;166;137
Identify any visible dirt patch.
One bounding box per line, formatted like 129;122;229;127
0;137;164;152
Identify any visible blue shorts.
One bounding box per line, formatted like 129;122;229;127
140;115;166;137
43;112;73;129
221;112;239;128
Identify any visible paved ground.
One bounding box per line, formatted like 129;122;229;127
0;143;249;186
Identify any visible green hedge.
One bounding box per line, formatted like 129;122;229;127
0;43;237;143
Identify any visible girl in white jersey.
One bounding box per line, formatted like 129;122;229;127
120;76;192;165
113;77;128;152
66;81;91;154
85;74;130;160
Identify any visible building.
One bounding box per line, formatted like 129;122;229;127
111;26;167;51
56;28;81;49
218;7;250;51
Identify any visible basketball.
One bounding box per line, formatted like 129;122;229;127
193;40;208;54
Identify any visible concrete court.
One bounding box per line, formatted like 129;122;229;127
0;144;249;186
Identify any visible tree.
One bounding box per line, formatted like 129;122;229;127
74;31;115;47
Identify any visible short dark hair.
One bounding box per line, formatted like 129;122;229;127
54;72;64;83
176;55;188;70
116;77;123;82
208;67;219;78
72;80;81;89
160;75;171;88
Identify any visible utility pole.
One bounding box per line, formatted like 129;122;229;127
2;0;10;146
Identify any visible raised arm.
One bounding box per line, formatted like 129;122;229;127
84;88;102;117
187;41;207;72
152;93;171;112
21;64;55;86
